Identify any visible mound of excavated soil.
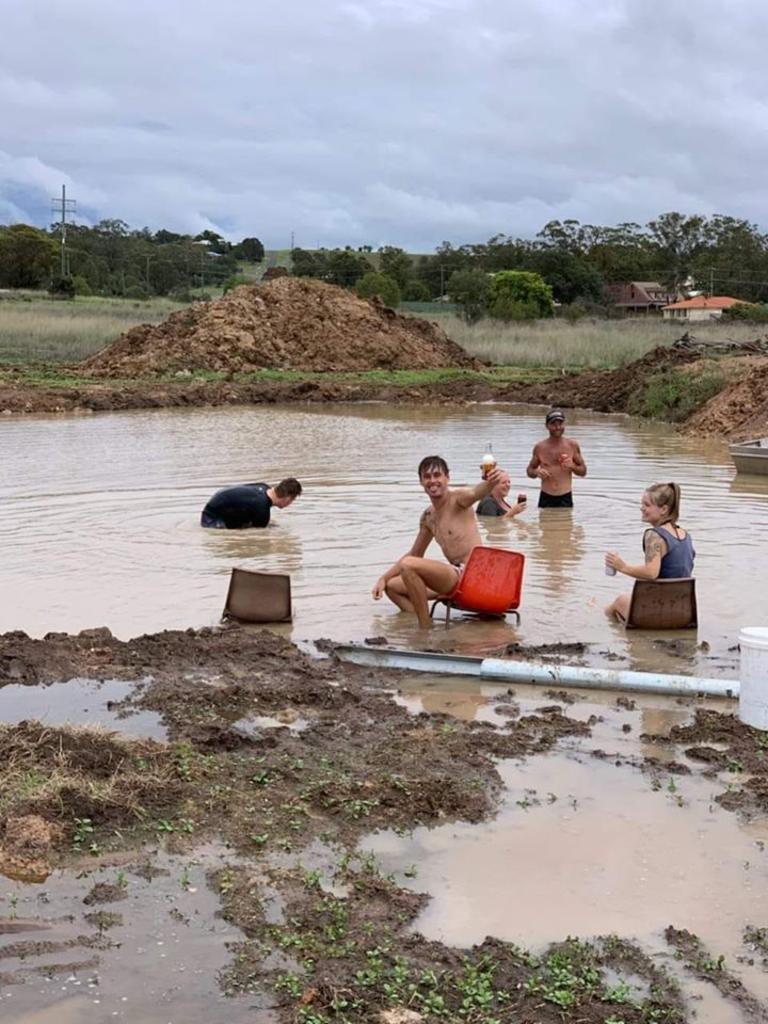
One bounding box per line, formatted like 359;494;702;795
519;336;768;438
81;278;479;377
684;359;768;439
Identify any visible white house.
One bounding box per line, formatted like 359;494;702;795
662;296;741;321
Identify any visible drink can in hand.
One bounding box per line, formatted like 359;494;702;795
517;492;527;504
605;563;617;576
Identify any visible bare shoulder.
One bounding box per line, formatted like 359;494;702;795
643;528;668;560
419;506;435;532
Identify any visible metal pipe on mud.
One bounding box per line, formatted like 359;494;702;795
333;645;739;699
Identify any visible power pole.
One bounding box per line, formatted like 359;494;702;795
51;185;76;277
290;230;295;250
709;267;714;297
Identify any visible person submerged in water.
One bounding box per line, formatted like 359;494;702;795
604;481;695;622
200;478;302;529
476;471;527;518
526;409;587;509
372;455;502;628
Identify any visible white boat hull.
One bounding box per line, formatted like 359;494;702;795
730;438;768;475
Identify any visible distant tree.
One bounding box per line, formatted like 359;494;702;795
447;268;490;324
290;247;328;278
0;224;56;288
326;249;372;288
356;271;400;308
378;246;413;289
646;212;706;291
488;270;554;321
402;281;432;302
194;229;231;254
48;274;76;299
154;229;186;244
234;237;265;262
222;275;252;294
527;249;604;305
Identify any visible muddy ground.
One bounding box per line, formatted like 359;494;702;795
3;341;768;440
2;625;768;1021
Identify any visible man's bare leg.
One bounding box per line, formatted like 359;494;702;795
384;575;416;612
401;557;460;628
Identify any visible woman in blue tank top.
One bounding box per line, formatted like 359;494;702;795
604;482;695;622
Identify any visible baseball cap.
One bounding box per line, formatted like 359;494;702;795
545;409;565;423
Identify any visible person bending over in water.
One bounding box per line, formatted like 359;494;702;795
201;478;302;529
526;409;587;509
372;455;502;628
604;482;695;622
476;471;527;518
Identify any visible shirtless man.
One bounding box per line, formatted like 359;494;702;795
372;455;502;628
526;409;587;509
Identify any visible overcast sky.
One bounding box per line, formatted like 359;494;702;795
2;0;767;251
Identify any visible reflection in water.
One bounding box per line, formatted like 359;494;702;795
0;403;760;677
531;509;586;597
362;751;768;1002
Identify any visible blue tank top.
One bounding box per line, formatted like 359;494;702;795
646;526;695;578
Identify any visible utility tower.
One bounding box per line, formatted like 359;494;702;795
51;185;77;277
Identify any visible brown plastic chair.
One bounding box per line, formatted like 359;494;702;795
223;568;292;623
625;578;697;630
430;546;525;624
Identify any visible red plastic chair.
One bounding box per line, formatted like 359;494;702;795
430;546;525;623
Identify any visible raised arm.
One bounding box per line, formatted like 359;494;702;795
605;530;666;580
455;466;503;509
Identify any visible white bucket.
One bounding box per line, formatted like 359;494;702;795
739;627;768;729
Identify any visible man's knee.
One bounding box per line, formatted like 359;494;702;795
401;555;425;573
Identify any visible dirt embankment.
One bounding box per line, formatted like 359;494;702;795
81;277;480;376
3;307;768;439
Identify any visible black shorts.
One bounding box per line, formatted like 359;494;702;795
538;491;573;509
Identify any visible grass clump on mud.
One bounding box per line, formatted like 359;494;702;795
0;721;183;838
627;365;726;422
215;856;684;1023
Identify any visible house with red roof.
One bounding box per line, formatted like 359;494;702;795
662;296;741;322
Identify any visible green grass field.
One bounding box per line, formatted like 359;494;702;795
441;315;761;368
0;294;185;363
1;287;759;371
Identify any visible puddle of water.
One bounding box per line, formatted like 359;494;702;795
1;403;765;675
365;678;768;1009
0;844;273;1024
0;679;165;740
230;712;309;734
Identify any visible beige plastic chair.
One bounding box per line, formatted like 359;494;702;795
625;578;697;630
223;568;292;623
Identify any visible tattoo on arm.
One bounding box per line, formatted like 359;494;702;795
643;531;666;564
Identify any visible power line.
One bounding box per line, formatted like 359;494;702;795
51;184;76;277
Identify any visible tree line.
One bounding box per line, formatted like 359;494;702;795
0;222;264;298
4;211;768;317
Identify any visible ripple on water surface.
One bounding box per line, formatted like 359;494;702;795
0;403;766;676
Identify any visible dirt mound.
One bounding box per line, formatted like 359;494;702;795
81;278;479;377
684;359;768;438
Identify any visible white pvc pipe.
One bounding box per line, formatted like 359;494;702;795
333;645;739;699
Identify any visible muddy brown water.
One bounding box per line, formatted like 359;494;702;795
1;402;765;675
365;677;768;1017
0;845;275;1024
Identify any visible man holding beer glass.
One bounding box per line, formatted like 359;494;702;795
371;455;502;628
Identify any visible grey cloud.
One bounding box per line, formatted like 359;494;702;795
1;0;768;249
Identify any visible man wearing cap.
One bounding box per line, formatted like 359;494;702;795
526;409;587;509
